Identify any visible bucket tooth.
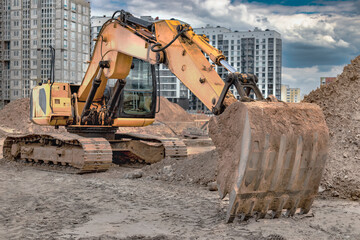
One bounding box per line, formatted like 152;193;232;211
258;197;272;219
225;191;239;223
209;101;329;222
285;197;300;217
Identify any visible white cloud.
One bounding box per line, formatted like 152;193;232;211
89;0;357;49
88;0;358;95
282;65;344;96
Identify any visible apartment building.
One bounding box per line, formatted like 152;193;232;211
281;84;300;103
194;26;282;100
320;77;336;86
0;0;91;108
90;15;110;55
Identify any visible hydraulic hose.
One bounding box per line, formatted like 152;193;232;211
150;28;188;52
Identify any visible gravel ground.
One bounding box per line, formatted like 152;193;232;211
0;159;359;240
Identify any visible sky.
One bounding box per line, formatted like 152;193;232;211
89;0;360;96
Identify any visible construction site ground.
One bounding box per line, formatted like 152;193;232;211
1;55;360;239
0;156;359;240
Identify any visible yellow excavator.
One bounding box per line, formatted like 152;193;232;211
3;10;329;222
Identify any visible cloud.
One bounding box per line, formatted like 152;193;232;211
282;64;344;96
88;0;359;94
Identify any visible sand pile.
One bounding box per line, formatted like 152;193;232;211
142;150;218;186
0;98;64;137
155;97;193;122
303;55;360;200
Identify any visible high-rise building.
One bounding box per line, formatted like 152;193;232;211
0;0;91;108
281;84;300;103
193;26;282;100
90;15;110;54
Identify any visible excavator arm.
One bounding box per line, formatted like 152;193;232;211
77;10;263;125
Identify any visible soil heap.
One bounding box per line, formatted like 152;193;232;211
0;98;64;137
303;55;360;200
155;97;193;122
142;150;218;186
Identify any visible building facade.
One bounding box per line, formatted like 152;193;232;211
281;84;300;103
193;26;282;100
90;15;110;55
320;77;336;86
0;0;91;108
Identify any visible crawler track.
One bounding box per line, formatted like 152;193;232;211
3;132;188;173
3;133;113;173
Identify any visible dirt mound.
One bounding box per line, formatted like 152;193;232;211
142;150;218;186
0;98;64;137
155;97;193;122
303;55;360;200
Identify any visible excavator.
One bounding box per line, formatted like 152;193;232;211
3;10;329;222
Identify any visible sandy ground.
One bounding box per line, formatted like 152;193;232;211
0;157;359;240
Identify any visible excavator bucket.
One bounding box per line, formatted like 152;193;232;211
209;101;329;222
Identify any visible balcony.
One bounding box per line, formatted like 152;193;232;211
3;50;9;60
3;70;9;79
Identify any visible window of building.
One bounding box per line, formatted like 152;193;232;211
64;39;68;48
71;2;76;11
71;42;75;49
64;20;68;28
71;31;75;39
64;0;68;8
71;22;76;30
72;12;76;21
64;10;68;18
14;61;19;67
64;30;68;38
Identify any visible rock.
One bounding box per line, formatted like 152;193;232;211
124;170;143;179
318;186;326;193
207;181;218;191
332;191;340;197
343;153;348;158
162;165;173;176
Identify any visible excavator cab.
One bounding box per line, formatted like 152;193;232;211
117;58;157;118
